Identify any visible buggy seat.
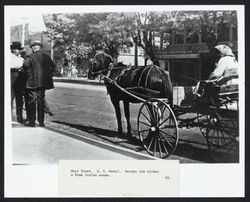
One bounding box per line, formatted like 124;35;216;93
193;68;238;107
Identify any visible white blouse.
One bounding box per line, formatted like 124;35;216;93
10;53;24;69
209;56;238;85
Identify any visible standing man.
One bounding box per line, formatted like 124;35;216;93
23;41;56;127
10;41;25;123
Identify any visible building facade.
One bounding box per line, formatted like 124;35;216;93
153;22;237;86
11;24;52;56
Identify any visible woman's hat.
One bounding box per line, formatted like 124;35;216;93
30;40;43;48
10;41;23;50
214;44;234;57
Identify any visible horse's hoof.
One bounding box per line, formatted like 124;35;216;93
127;136;134;142
118;128;123;133
126;132;132;138
126;132;133;141
115;131;123;138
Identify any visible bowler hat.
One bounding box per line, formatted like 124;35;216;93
10;41;23;50
30;40;43;48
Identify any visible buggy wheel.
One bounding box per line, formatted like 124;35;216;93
137;98;178;158
205;99;239;152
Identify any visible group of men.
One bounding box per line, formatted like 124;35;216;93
10;40;56;127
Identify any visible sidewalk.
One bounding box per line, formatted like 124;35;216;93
12;121;156;165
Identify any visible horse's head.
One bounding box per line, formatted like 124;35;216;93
89;52;114;77
89;58;101;76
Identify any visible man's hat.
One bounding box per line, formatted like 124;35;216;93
10;41;23;50
30;40;43;48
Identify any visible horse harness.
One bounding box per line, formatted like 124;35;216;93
108;64;165;99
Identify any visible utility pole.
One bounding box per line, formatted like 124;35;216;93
21;17;28;47
22;23;25;47
51;39;54;60
134;36;138;67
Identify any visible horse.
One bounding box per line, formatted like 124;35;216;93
90;51;173;137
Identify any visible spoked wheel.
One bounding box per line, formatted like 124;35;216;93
195;113;209;136
137;98;178;158
205;99;239;152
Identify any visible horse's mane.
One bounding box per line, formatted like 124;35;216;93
113;62;126;67
95;51;114;63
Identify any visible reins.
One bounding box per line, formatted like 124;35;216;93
91;69;109;75
173;72;200;83
91;63;127;77
172;72;218;83
92;64;212;84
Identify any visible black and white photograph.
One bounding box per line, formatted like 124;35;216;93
4;5;245;197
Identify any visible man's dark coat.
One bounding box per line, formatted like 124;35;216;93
23;51;55;89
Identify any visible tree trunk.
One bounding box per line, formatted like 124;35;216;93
133;30;160;67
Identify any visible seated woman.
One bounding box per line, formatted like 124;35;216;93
194;44;238;98
209;44;238;85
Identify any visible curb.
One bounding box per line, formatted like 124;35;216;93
53;77;105;86
45;126;158;160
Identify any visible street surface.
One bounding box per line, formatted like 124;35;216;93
40;82;238;163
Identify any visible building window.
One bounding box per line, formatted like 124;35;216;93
186;31;199;44
174;33;184;44
153;31;161;47
233;26;237;41
162;33;171;48
218;23;230;41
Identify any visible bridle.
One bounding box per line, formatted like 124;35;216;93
91;59;127;78
90;59;106;75
91;68;109;76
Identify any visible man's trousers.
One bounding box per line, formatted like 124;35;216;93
11;70;26;122
25;87;45;124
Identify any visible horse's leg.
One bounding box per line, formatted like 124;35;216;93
123;101;132;137
110;97;123;134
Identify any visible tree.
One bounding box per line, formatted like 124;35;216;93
43;10;237;68
71;13;109;56
88;12;134;59
171;11;237;49
43;12;134;62
43;13;93;64
131;10;237;64
87;11;176;66
129;11;175;65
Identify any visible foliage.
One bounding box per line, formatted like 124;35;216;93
171;11;237;48
126;10;237;65
128;11;175;65
89;12;134;59
43;13;93;64
43;12;134;63
43;10;237;66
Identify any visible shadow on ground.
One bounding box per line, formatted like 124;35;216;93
174;142;239;163
52;120;143;151
51;120;239;163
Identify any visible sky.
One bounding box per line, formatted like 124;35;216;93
10;12;47;33
7;5;242;34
